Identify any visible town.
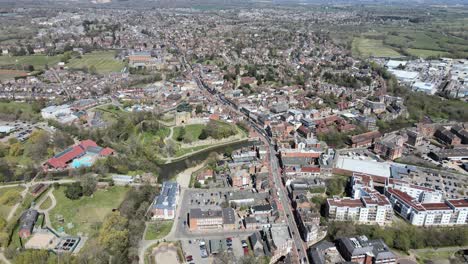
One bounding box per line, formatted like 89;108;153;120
0;2;467;264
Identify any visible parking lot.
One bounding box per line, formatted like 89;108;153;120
0;120;36;142
407;169;466;199
181;236;247;264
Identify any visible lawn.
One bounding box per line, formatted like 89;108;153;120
0;101;40;119
39;196;52;210
67;51;124;73
414;248;457;263
172;124;205;141
0;55;62;70
0;186;25;218
49;186;129;236
145;221;173;240
352;37;402;58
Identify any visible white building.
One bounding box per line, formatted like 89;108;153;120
386;178;443;203
385;188;468;226
326;188;393;225
41;105;72;120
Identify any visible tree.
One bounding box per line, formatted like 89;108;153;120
89;65;97;75
53;131;74;150
198;129;208;140
195;104;203;114
81;175;97;196
98;212;129;254
24;130;50;161
65;182;83;200
177;127;186;142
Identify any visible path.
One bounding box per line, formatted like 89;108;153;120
34;187;57;229
6;186;28;221
0;250;11;264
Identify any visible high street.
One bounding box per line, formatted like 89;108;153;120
191;68;309;263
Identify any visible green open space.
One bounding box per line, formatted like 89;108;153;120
49;186;129;236
413;248;459;263
352;37;402;58
144;221;173;240
39;196;52;210
172;124;205;141
67;51;124;73
0;186;24;217
0;55;62;70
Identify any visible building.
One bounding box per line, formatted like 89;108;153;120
386;178;442;203
188;208;236;231
19;209;39;238
451;125;468;144
374;134;405;160
295;208;320;242
429;148;468;161
335;157;391;178
309;241;344;264
356;116;377;131
231;169;250;188
41;104;72;119
326;188;393;225
150;182;179;220
406;130;423;147
337;236;396;264
385;189;468;226
349;131;381;148
44;140;114;170
434;128;461;146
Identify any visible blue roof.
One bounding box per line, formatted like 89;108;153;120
152;182;179;210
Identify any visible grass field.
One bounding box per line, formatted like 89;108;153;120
39;196;52;210
172;124;205;141
145;221;173;240
352;37;402;58
67;51;124;73
50;186;129;236
0;101;41;120
406;48;449;58
0;55;61;70
0;70;28;81
0;186;24;217
413;248;458;263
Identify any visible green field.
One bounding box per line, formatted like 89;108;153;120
50;186;129;236
172;124;205;141
67;51;124;73
406;48;449;58
39;196;52;210
0;55;61;70
352;37;402;58
0;186;24;218
145;221;173;240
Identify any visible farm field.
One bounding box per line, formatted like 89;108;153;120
67;51;124;73
49;186;129;236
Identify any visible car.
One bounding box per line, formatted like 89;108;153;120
188;240;192;244
243;247;249;256
241;240;248;247
186;255;193;262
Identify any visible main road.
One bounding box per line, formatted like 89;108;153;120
191;71;309;263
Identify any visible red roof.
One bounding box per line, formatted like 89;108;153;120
99;147;114;156
386;188;425;211
301;166;321;173
46;140;106;169
80;139;98;149
422;203;451;211
281;152;321;158
47;145;85;168
447;199;468;208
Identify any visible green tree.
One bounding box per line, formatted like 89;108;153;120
98;212;129;254
80;175;97;196
64;182;83;200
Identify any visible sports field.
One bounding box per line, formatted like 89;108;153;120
67;51;124;73
49;186;129;236
0;55;61;70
